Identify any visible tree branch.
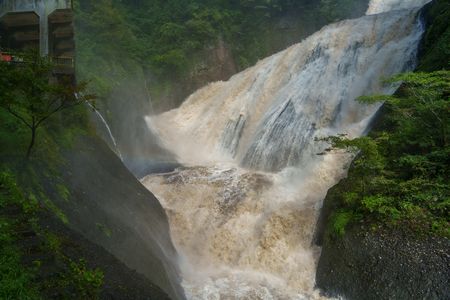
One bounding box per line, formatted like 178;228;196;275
35;99;84;127
5;106;32;129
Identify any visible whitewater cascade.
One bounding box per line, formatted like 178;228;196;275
142;0;429;299
367;0;430;14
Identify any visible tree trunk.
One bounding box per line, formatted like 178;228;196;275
26;127;37;158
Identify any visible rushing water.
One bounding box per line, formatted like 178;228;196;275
366;0;430;14
86;102;124;160
142;1;429;299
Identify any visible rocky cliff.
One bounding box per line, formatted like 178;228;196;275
54;134;185;299
315;1;450;298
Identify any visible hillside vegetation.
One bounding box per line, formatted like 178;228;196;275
75;0;368;107
0;49;171;298
321;0;450;238
323;71;449;237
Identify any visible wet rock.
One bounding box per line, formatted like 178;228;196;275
315;224;450;300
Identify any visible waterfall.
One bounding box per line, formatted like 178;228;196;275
141;1;428;299
367;0;431;14
86;102;123;160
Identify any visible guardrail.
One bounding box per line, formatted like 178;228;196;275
51;56;74;68
1;52;73;65
0;51;23;63
1;52;75;74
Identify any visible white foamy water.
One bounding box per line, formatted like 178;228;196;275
142;1;427;299
367;0;431;14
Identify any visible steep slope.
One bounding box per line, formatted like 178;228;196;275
58;134;185;299
315;1;450;299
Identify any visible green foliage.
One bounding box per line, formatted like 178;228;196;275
0;172;40;300
68;259;104;299
0;172;22;206
0;243;40;300
44;232;62;254
331;211;355;236
74;0;366;105
0;19;105;300
96;223;112;237
323;71;450;237
0;170;105;299
43;196;69;225
0;136;103;299
0;51;94;157
418;0;450;71
56;184;70;202
319;0;365;21
75;0;144;97
361;195;400;219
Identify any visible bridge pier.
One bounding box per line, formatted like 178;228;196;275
0;0;74;74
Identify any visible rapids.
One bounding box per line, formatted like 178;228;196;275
141;0;429;299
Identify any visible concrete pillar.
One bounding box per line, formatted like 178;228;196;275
39;11;48;55
0;0;72;55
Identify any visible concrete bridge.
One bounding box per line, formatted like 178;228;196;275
0;0;74;70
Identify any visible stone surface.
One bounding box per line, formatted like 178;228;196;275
53;135;185;299
316;223;450;300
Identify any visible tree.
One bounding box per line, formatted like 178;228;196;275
0;51;95;158
321;71;449;236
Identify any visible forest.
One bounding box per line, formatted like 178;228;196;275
75;0;367;100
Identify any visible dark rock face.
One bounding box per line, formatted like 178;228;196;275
148;38;238;112
39;210;171;300
316;224;450;300
56;135;185;299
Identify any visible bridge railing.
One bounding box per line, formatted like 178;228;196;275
0;51;24;63
51;56;74;68
1;51;74;74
